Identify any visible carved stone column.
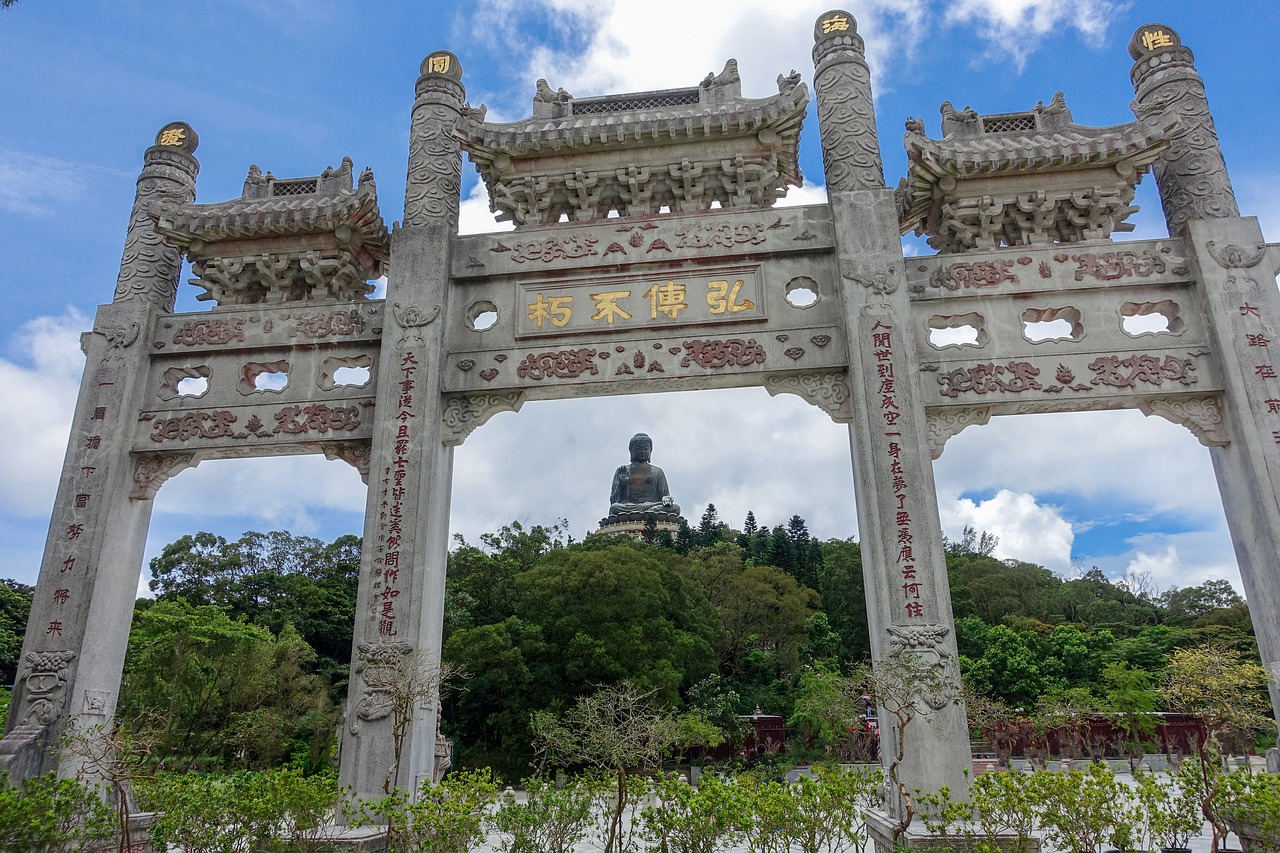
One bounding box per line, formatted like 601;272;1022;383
811;9;883;191
112;123;200;312
812;10;971;829
1129;23;1238;238
403;51;465;231
338;52;464;804
1183;218;1280;726
0;124;200;780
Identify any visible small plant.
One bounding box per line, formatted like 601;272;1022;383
1133;766;1203;852
640;772;744;853
1032;763;1137;853
490;774;596;853
1217;771;1280;853
0;772;114;853
358;767;498;853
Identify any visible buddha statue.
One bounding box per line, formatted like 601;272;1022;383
606;433;681;521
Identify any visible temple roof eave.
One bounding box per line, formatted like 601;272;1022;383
148;185;391;267
458;84;809;160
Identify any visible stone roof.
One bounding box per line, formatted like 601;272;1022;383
897;93;1176;252
148;158;390;305
457;60;809;226
150;157;390;274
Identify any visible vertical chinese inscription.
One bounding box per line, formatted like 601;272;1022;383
870;321;923;620
370;352;419;638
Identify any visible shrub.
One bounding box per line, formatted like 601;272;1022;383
0;772;114;853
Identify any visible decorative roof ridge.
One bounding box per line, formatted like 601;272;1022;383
152;181;378;222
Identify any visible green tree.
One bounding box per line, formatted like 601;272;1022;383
118;600;335;769
964;625;1044;707
513;541;719;704
0;579;32;686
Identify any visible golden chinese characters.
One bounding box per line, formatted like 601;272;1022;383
707;279;755;314
426;53;451;74
643;281;688;320
821;14;850;33
158;127;186;146
1141;29;1174;51
589;290;633;324
528;293;573;328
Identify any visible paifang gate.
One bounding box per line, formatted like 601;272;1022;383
4;11;1280;825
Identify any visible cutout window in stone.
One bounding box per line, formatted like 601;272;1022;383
1022;306;1084;343
1121;299;1185;337
320;355;374;390
927;312;987;349
467;301;499;332
159;365;211;401
785;276;819;308
239;360;290;395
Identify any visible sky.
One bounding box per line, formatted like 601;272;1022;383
2;0;1278;600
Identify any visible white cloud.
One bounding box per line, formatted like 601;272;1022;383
0;310;86;518
942;0;1126;69
458;180;514;236
941;488;1074;573
0;150;90;217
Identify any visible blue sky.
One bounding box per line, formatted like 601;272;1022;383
2;0;1277;598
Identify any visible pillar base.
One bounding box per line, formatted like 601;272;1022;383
866;808;1041;853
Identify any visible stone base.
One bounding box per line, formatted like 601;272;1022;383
596;517;684;538
866;807;1040;853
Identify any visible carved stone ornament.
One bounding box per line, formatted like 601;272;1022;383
925;407;992;459
1136;395;1229;448
441;392;524;447
349;641;413;736
1205;241;1267;288
764;372;853;423
392;302;441;346
92;321;141;363
83;690;111;716
18;650;76;726
130;452;198;501
885;624;960;711
844;264;898;296
322;441;373;483
811;11;883;192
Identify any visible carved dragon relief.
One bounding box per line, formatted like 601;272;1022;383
441;392;525;446
924;407;992;459
1135;394;1229;448
322;441;373;483
764;372;853;423
130;453;199;501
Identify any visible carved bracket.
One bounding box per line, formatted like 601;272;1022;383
764;371;853;423
925;407;992;459
350;641;413;736
130;452;199;501
18;650;76;726
441;392;525;446
322;441;373;484
1135;394;1229;448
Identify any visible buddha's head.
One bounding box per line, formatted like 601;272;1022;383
629;433;653;463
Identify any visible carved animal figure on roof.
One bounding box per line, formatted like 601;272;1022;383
701;58;739;88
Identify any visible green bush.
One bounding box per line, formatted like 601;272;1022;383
490;775;596;853
640;772;745;853
0;772;114;853
357;767;498;853
136;768;339;853
1218;771;1280;853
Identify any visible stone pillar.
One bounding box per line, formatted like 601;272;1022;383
811;9;883;191
812;11;971;825
338;52;463;803
1129;23;1238;237
1130;24;1280;731
0;124;199;779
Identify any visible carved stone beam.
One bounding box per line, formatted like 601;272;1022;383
763;371;853;423
1135;394;1229;448
321;440;373;484
441;392;525;447
924;407;992;460
129;452;199;501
